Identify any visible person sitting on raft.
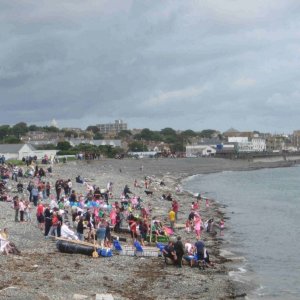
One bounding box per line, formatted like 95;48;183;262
162;240;176;264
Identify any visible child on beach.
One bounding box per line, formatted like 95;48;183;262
219;219;225;229
24;200;32;222
185;219;191;233
205;199;209;209
192;201;199;211
219;219;225;236
194;213;202;239
19;199;25;222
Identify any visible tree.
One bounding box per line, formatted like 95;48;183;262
160;127;178;144
86;126;100;134
140;128;154;141
28;125;40;131
170;141;185;153
63;130;78;138
12;122;28;137
74;143;96;153
4;136;20;144
128;141;147;152
93;132;104;140
218;133;224;141
160;127;177;136
164;135;178;144
57;141;72;151
43;126;60;133
180;130;197;138
0;125;11;140
117;130;132;139
152;132;162;141
82;131;94;139
35;144;57;150
199;129;218;138
98;145;122;158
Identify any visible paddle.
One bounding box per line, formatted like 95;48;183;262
92;229;99;258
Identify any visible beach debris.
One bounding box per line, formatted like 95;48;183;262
95;294;114;300
72;294;89;300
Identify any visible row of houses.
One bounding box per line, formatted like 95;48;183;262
24;137;121;148
185;135;294;158
184;127;300;158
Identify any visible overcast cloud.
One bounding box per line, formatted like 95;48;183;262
1;0;300;133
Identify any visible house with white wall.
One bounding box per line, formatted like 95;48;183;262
251;137;266;152
186;145;216;157
228;136;266;153
0;144;58;160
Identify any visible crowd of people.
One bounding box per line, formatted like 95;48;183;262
0;158;224;270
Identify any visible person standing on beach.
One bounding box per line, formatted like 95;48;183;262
27;180;34;202
46;182;51;198
172;199;179;221
129;217;138;243
47;212;59;238
219;219;225;236
31;185;39;207
36;202;45;231
96;220;106;247
24;200;32;222
169;208;176;231
195;239;205;262
194;213;202;239
13;196;19;222
205;199;209;209
174;236;185;268
44;205;52;236
19;199;25;222
55;180;63;201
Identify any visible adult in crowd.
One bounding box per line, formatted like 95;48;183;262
162;241;176;264
13;196;19;222
174;236;185;268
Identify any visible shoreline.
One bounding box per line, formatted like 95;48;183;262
0;157;296;299
178;158;299;299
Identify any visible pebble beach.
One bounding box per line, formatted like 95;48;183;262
0;157;295;300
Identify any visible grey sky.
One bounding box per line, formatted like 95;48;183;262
1;0;300;133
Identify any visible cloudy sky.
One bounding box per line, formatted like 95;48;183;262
1;0;300;133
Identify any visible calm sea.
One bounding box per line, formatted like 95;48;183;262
183;165;300;299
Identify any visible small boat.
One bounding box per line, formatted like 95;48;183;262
55;237;99;256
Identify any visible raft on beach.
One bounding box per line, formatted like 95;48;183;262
55;237;161;257
56;237;100;256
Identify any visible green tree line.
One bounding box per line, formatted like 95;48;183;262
0;122;223;153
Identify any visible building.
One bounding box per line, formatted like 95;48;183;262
265;135;286;152
96;120;127;135
186;145;216;157
68;139;122;148
290;131;300;150
227;136;266;153
251;137;266;152
228;137;249;143
127;151;158;158
0;144;57;160
223;128;254;139
21;131;64;142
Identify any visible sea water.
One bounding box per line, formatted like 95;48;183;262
183;166;300;299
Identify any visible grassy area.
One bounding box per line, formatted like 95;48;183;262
6;159;25;166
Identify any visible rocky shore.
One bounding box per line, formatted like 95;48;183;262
0;157;296;300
